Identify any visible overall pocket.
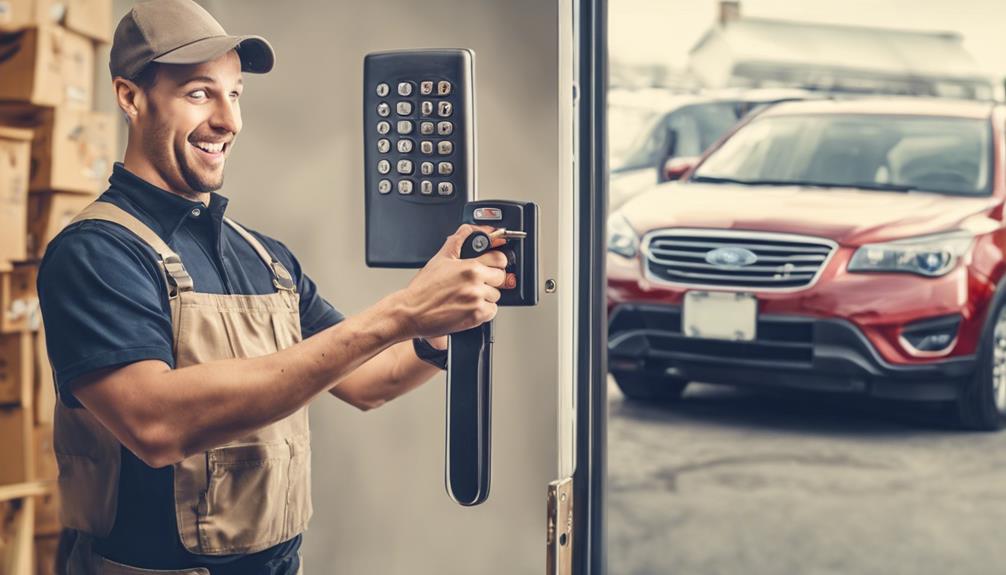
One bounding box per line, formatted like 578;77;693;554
197;439;310;555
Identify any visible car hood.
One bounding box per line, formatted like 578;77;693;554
619;183;1001;245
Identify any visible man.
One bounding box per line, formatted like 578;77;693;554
37;1;509;573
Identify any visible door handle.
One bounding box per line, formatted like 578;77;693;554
445;201;538;506
446;230;495;506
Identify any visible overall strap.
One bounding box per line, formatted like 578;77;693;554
70;201;195;297
223;217;297;293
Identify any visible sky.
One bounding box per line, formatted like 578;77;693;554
609;0;1006;80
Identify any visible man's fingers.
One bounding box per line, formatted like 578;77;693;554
478;264;506;288
442;224;500;258
475;250;507;270
482;284;502;304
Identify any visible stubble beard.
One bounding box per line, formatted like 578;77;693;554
144;119;225;196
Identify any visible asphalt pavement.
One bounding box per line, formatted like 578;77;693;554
607;379;1006;575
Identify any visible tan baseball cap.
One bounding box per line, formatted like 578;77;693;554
110;0;275;80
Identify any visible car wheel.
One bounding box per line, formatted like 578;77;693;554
612;371;688;402
956;301;1006;431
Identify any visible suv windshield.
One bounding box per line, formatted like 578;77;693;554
615;101;743;171
692;114;992;196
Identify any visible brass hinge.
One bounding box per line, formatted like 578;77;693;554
547;477;573;575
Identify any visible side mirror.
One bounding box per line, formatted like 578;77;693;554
662;156;698;182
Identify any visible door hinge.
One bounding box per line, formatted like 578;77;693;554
547;477;573;575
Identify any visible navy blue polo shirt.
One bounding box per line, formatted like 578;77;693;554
37;163;344;574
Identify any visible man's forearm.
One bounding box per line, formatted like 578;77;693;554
327;339;443;410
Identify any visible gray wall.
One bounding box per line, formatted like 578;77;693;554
103;1;568;573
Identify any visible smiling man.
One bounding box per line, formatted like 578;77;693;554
36;1;509;574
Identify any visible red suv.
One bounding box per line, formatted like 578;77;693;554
606;98;1006;429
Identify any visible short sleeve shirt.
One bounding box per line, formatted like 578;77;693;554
36;163;343;573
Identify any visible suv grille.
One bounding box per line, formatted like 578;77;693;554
644;230;835;290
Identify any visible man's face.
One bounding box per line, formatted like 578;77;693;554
137;51;243;196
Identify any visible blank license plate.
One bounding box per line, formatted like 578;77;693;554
682;291;757;341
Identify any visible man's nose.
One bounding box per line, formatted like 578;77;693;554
210;97;241;135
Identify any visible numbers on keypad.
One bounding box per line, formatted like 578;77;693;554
372;78;458;197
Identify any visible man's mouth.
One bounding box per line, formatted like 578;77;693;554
190;139;230;163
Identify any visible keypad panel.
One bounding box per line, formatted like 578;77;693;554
369;74;465;199
363;49;474;268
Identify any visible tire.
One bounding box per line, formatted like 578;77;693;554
955;300;1006;431
612;371;689;403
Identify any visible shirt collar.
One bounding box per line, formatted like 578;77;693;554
108;163;231;238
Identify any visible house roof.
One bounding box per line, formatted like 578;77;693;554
760;97;997;120
689;18;990;82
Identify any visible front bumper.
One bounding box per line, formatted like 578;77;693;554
608;303;977;401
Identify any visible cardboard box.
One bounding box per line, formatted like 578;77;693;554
0;127;32;268
0;0;113;43
0;26;94;109
0;105;114;194
27;191;93;259
0;264;38;334
34;532;59;575
0;332;32;406
0;407;34;484
33;330;53;425
33;485;58;536
33;424;55;482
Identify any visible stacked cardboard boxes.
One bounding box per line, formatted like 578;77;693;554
0;1;113;573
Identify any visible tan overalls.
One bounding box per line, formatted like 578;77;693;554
55;202;311;574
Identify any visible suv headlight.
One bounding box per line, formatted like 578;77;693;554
607;213;640;259
848;230;974;277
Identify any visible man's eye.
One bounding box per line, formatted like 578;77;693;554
189;89;208;99
230;91;241;100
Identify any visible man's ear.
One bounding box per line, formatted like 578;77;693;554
113;77;144;122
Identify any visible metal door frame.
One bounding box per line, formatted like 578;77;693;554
573;0;608;572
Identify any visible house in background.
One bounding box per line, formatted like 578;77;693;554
688;1;994;100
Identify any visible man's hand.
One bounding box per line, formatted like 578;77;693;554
392;224;509;340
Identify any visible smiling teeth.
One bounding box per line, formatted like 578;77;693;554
195;142;224;153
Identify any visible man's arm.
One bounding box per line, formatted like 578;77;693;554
68;225;506;469
72;295;408;468
326;336;446;410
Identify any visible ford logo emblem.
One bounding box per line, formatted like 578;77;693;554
705;247;758;268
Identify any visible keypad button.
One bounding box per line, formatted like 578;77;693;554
437;101;453;117
420;161;434;175
396;159;414;175
396;101;413;115
438;161;454;175
420;141;434;155
397;81;413;96
397;139;414;153
437;141;453;155
398;179;414;194
377;121;391;135
420;180;433;195
376;83;389;97
377;138;391;153
377;102;391;117
420;81;434;95
437;81;452;96
420;121;435;135
378;179;392;194
438;181;454;195
420;101;434;117
377;159;391;174
396;120;413;135
437;121;453;136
